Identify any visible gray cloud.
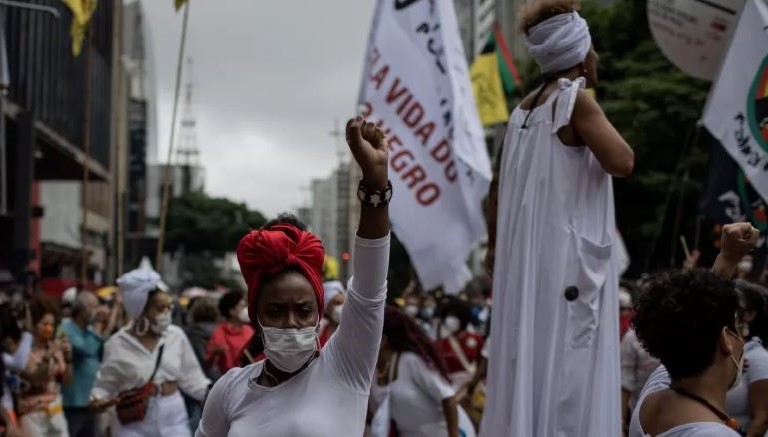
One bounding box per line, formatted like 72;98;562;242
141;0;374;217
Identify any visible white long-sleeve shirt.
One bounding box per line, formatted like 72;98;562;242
196;234;390;437
3;332;32;372
91;324;210;402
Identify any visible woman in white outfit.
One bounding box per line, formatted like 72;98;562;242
90;267;211;437
725;280;768;435
629;223;757;437
481;0;634;435
196;118;391;436
369;305;469;437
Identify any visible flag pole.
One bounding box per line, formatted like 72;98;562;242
80;27;94;289
156;2;190;272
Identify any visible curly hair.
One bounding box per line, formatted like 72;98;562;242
263;213;307;231
218;290;244;319
29;296;60;325
633;269;739;380
519;0;581;34
383;305;451;381
735;280;768;347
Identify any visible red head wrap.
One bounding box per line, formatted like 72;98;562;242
236;223;325;322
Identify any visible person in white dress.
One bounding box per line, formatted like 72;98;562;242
196;118;391;436
725;280;768;435
369;305;470;437
90;267;211;437
481;0;634;435
630;223;758;437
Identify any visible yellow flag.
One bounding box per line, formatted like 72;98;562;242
175;0;188;11
470;53;509;127
62;0;98;56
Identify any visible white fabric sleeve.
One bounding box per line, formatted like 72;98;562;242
2;332;32;372
178;330;211;402
638;365;669;402
195;369;234;437
91;337;120;400
620;332;638;392
324;234;390;392
404;353;455;402
744;340;768;385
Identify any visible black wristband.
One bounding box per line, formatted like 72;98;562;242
357;180;392;207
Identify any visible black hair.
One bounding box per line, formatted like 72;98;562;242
384;305;451;381
29;296;60;325
190;298;219;324
0;303;21;343
263;213;307;231
735;280;768;347
633;269;739;380
219;290;244;319
436;295;473;333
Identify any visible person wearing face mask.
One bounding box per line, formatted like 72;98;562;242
89;267;210;437
435;297;485;390
205;291;254;375
629;222;759;437
60;291;106;437
369;306;474;437
197;118;390;436
319;281;345;346
619;287;635;340
18;296;72;436
725;281;768;436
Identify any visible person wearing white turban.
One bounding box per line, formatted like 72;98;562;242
482;2;635;436
90;268;210;437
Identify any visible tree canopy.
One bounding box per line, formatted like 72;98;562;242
165;191;267;257
164;191;267;289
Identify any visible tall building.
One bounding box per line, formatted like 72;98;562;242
310;173;338;261
1;1;119;295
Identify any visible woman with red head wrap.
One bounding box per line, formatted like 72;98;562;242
197;118;391;437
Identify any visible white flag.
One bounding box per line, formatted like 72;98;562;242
357;0;492;293
703;0;768;201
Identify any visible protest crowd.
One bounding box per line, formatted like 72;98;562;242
3;0;768;435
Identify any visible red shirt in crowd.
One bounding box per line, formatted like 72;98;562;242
207;322;254;373
436;330;485;374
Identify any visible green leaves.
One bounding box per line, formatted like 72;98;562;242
165;191;267;257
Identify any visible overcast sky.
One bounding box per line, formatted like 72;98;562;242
140;0;374;218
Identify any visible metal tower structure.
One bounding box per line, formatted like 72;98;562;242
176;57;201;194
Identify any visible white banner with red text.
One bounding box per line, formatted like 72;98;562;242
357;0;493;293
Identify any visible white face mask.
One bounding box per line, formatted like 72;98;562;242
239;307;251;324
331;305;343;324
444;316;461;334
151;311;172;335
259;321;318;373
738;261;753;273
403;305;419;318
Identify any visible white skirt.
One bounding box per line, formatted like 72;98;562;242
114;391;191;437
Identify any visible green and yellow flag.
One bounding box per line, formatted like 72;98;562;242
63;0;97;56
471;49;509;126
175;0;188;11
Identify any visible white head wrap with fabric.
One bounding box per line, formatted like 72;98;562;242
323;280;345;304
117;267;162;318
525;11;592;74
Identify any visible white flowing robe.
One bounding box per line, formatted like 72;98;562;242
481;78;621;437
